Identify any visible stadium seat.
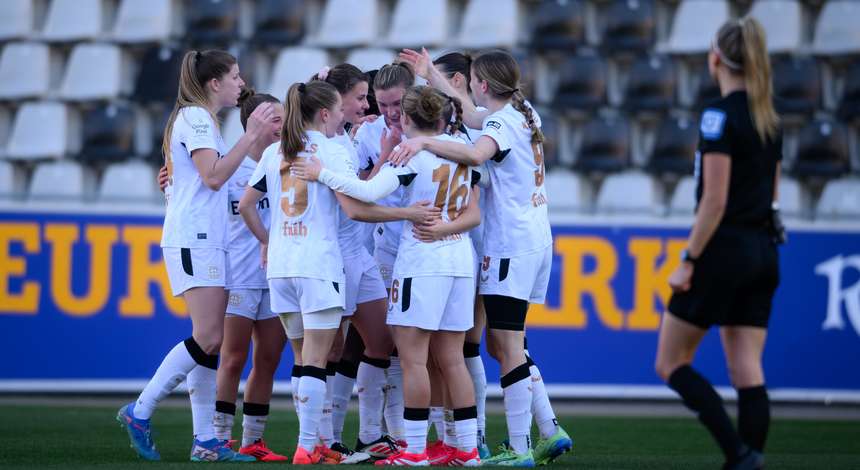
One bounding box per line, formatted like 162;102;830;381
386;0;448;49
146;106;172;162
595;170;662;215
748;0;803;54
573;115;630;173
0;0;38;41
0;160;26;199
552;54;607;112
528;0;586;51
812;0;860;56
41;0;107;42
457;0;519;49
251;0;305;46
60;43;132;101
185;0;239;47
777;175;805;219
113;0;180;43
772;56;820;117
689;62;721;110
536;106;561;170
313;0;379;48
6;102;80;160
78;103;136;163
816;177;860;220
346;48;395;73
837;61;860;122
664;0;730;54
647;115;698;175
792;119;850;180
544;168;591;212
623;55;676;113
600;0;656;54
133;45;183;105
0;42;57;100
267;47;330;101
668;175;696;215
29;160;92;201
98;160;160;203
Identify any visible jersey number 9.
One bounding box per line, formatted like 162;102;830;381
532;142;545;187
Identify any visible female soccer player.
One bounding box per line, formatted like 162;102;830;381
654;18;781;470
117;49;276;462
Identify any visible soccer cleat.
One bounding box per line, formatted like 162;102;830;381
190;438;257;462
316;445;346;464
116;402;160;461
480;448;535;467
374;450;430;466
239;439;289;462
293;446;323;465
426;441;455;466
443;448;481;467
724;448;765;470
331;442;372;464
533;426;573;465
357;435;403;459
477;443;491;460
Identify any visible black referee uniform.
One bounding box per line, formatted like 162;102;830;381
668;90;781;328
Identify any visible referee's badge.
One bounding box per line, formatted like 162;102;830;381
700;109;726;140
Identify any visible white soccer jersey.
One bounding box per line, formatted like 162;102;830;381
480;103;552;258
248;131;347;283
354;116;405;256
161;106;229;249
226;157;271;289
330;131;369;258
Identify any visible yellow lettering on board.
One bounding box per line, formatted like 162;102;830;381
626;238;687;330
119;225;187;317
0;222;41;314
44;224;118;317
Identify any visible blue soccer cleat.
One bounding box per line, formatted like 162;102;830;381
533;426;573;465
117;402;160;461
190;438;257;462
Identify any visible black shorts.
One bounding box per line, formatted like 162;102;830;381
668;226;779;329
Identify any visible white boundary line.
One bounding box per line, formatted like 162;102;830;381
2;380;859;404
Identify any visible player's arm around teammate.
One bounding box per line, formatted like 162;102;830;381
654;18;782;470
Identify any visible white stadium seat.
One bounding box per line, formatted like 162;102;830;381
812;0;860;56
543;168;591;212
816;178;860;220
42;0;107;42
457;0;519;49
0;42;57;100
0;160;27;199
99;160;159;203
0;0;38;41
596;171;662;215
6;102;80;160
222;108;244;151
664;0;730;54
60;43;132;101
749;0;803;54
777;175;804;219
669;175;696;216
313;0;379;48
345;48;396;73
267;47;330;101
29;160;91;201
386;0;449;49
112;0;180;43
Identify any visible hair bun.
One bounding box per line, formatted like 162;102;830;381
237;87;255;106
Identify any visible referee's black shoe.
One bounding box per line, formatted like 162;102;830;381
723;446;764;470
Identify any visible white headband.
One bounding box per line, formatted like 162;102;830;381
712;39;743;71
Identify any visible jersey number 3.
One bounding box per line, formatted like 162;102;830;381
280;162;309;218
432;163;470;220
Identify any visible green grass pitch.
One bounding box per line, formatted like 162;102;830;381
0;404;857;469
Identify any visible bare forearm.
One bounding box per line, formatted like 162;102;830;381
423;139;482;166
201;132;259;189
687;202;724;257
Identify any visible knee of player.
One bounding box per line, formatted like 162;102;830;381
727;362;764;389
195;333;223;356
654;357;680;382
219;353;248;374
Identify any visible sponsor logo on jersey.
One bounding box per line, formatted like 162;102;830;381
282;221;309;237
197;233;207;240
485;120;502;130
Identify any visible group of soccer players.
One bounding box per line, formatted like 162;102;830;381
116;45;573;467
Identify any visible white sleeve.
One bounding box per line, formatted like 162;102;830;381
481;116;511;154
181;107;220;154
317;164;403;202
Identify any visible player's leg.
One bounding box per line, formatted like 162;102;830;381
213;313;253;443
464;296;488;457
431;330;481;466
721;326;769;453
392;326;432;461
525;335;574;465
331;324;362;445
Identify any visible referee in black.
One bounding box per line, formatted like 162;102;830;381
654;17;782;470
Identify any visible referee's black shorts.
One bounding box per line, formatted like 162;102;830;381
668;225;779;329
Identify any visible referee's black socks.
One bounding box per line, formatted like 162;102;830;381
737;385;769;452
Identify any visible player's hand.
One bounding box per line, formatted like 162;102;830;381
399;48;432;80
157;165;168;192
351;114;379;138
245;102;277;139
290;156;323;181
380;127;402;163
389;137;425;166
668;262;693;293
260;243;268;269
412;218;447;243
405;200;441;226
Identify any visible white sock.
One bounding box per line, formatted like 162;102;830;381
502;364;533;454
291;365;302;419
464;352;487;440
134;340;198;420
318;368;336;447
241;403;269;448
298;369;327;452
403;411;429;454
455;416;478;451
528;360;559;439
188;365;217;442
213;408;235;441
443;409;457;447
384;356;405;440
429;406;445;442
357;358;388;443
331;367;357;443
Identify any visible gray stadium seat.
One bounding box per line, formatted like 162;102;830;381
112;0;180;43
544;168;591;212
573;115;630;173
386;0;448;49
0;0;38;41
7;102;80;160
669;175;696;215
600;0;656;54
664;0;729;54
748;0;803;54
79;103;137;163
60;43;132;101
647;116;698;176
41;0;107;43
313;0;380;48
133;45;182;105
528;0;586;51
251;0;305;47
99;160;160;203
185;0;239;48
0;160;26;199
777;175;804;219
623;55;676;113
267;47;331;101
346;48;396;73
29;160;92;201
772;56;820;117
792;119;850;180
0;42;57;100
816;178;860;220
595;170;662;215
552;54;607;112
812;0;860;56
837;61;860;122
457;0;519;49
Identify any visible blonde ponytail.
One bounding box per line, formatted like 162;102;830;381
280;80;340;163
739;18;779;143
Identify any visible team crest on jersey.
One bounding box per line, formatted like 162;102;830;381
485;120;502;130
700;109;726;140
228;293;242;307
208;266;220;280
